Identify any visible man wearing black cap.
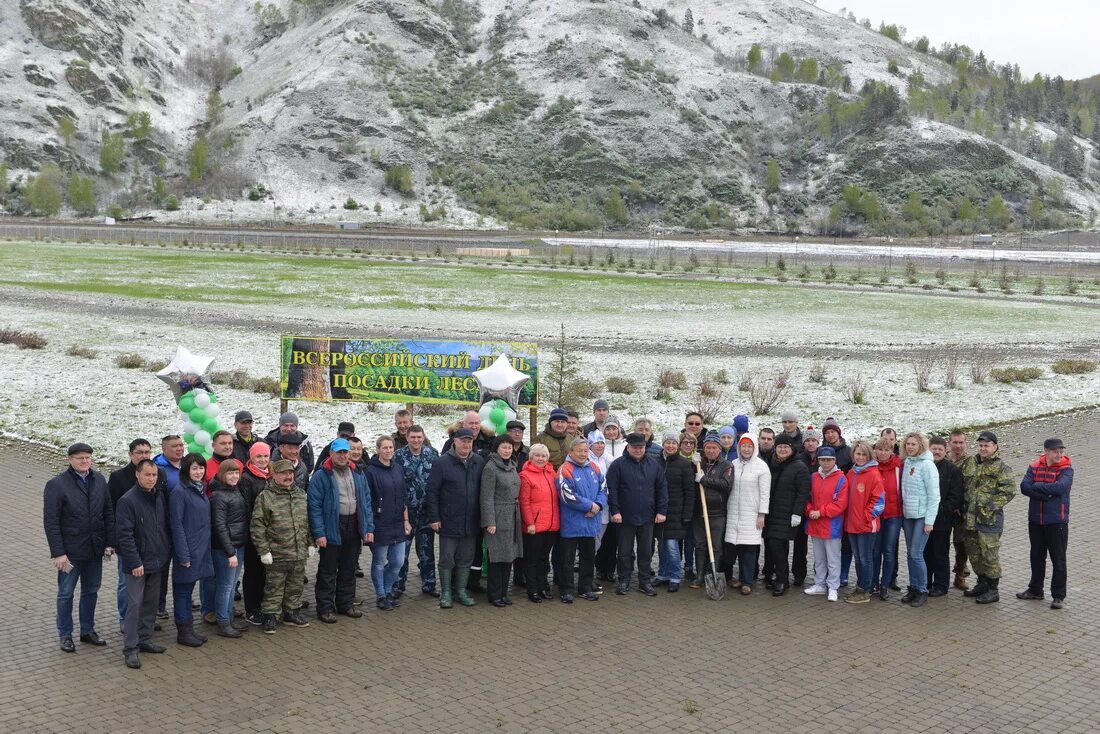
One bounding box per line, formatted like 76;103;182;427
1018;438;1073;609
272;431;310;491
424;427;485;608
265;412;316;474
506;420;528;470
231;411;260;464
535;407;573;470
581;399;611;437
959;431;1016;604
316;422;356;467
43;443;115;653
607;432;669;596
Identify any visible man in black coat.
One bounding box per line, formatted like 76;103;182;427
115;460;172;668
656;432;696;592
43;442;115;653
608;433;669;596
927;437;965;596
425;428;485;609
762;435;812;596
107;438;168;631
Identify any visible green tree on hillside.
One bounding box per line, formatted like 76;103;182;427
67;175;96;215
605;189;628;224
682;9;694;34
985;193;1012;230
127;111;152;141
99;130;125;176
58;115;77;147
188;135;209;184
27;164;64;216
747;43;763;73
765;159;781;194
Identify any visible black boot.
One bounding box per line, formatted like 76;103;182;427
176;621;205;647
900;586;917;604
964;575;989;598
976;577;1000;604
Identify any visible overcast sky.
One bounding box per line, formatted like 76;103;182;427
818;1;1099;80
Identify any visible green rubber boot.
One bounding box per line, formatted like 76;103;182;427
454;568;477;607
439;569;453;609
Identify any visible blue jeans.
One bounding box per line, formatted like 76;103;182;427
173;580;199;624
199;576;215;617
850;531;878;591
371;543;407;597
903;517;931;592
212;547;244;622
873;517;903;589
56;558;103;638
657;538;683;582
116;556;127;627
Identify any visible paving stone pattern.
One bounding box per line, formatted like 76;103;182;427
1;412;1098;732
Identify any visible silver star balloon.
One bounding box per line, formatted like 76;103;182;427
471;354;530;411
156;345;216;401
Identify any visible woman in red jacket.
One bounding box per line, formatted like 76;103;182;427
872;438;904;601
519;444;560;604
844;442;885;604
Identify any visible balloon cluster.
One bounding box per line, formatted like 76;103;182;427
177;389;221;458
478;398;515;436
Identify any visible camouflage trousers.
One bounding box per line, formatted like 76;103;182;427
261;559;306;615
962;529;1002;579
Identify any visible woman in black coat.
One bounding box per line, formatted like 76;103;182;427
691;434;733;588
657;432;696;591
209;459;250;638
762;435;811;596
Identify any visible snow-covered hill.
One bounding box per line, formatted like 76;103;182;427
1;0;1096;228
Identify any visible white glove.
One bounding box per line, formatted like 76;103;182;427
308;546;317;559
260;552;273;565
695;471;704;482
790;515;802;527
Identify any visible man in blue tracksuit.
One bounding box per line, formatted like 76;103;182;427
607;433;668;596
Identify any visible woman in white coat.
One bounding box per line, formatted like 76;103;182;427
724;434;772;595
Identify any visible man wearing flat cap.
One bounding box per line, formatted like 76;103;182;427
959;431;1016;604
607;432;668;596
273;430;310;491
1018;438;1073;609
43;443;115;653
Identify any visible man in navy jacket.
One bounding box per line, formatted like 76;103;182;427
1017;437;1074;609
43;443;114;653
115;460;172;668
607;433;668;596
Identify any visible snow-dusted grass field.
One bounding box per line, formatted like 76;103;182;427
1;241;1097;463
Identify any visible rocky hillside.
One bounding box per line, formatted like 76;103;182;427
2;0;1098;233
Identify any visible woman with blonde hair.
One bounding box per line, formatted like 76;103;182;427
900;432;940;608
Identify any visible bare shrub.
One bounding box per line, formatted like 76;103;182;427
67;344;98;359
1051;359;1097;375
416;403;452;417
749;375;788;415
698;378;719;397
690;383;730;424
251;376;282;397
808;362;827;384
774;366;792;389
969;354;989;384
713;369;730;385
912;356;936;392
115;352;147;369
605;376;637;394
845;373;868;404
737;372;754;392
658;368;688;390
942;350;960;389
183;46;241;87
991;367;1043;383
0;328;48;349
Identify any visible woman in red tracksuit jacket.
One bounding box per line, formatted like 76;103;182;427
844;441;885;603
519;444;560;604
872;438;904;600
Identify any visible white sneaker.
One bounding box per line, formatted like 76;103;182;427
827;588;838;602
804;584;827;595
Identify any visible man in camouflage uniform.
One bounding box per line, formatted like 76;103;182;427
250;459;313;633
395;424;440;597
947;430;972;590
959;431;1016;604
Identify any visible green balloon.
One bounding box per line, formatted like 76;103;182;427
490;406;505;423
201;446;213;459
208;391;219;404
202;416;219;433
183;432;196;444
178;394;196;414
188;407;206;424
186;441;201;455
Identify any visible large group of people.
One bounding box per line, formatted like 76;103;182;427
43;401;1074;669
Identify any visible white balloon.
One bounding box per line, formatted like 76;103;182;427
207;403;221;416
194;390;211;408
183;421;200;435
194;430;212;445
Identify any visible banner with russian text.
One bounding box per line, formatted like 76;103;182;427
279;337;539;406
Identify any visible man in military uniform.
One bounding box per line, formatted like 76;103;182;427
394;425;441;597
947;430;972;590
250;459;313;633
959;431;1016;604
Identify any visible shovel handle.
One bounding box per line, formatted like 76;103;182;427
699;483;718;567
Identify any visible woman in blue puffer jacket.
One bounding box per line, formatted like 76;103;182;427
899;432;940;608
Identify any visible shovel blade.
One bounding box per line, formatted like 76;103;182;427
704;573;725;600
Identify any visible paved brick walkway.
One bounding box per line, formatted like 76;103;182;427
2;412;1098;733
